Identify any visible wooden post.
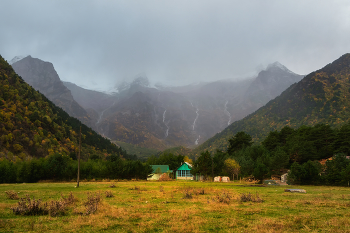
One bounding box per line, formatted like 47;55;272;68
212;158;214;182
77;126;81;188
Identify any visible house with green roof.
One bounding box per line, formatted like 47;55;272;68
175;162;194;180
147;165;171;181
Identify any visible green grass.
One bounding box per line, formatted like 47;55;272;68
1;181;350;232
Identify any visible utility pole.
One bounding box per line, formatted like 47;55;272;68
212;157;214;182
77;126;81;188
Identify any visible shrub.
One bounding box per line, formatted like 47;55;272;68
182;188;193;199
240;192;264;203
159;173;172;181
215;190;232;204
84;192;101;215
240;192;252;202
46;199;67;217
61;192;77;205
5;190;19;200
197;188;205;195
105;190;114;198
11;195;47;215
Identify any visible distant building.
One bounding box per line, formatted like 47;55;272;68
222;176;230;182
281;173;289;183
176;162;193;180
147;165;171;181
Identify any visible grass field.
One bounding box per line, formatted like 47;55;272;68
1;181;350;232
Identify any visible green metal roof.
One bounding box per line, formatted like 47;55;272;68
151;165;170;173
177;162;192;171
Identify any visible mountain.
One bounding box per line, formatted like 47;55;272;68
0;55;127;161
11;56;95;129
243;62;304;112
9;56;26;65
194;53;350;156
64;63;303;151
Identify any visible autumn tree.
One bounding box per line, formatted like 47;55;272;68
224;158;240;181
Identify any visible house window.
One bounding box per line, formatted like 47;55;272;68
177;170;192;177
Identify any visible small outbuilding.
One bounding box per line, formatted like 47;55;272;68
147;165;171;181
281;173;289;183
222;176;230;182
176;162;193;180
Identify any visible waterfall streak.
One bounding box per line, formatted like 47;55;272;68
163;110;169;138
97;101;116;125
224;100;231;126
192;108;199;130
195;135;201;145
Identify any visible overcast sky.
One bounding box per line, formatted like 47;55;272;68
1;0;350;90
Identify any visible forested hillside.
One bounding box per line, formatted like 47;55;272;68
0;55;127;161
195;53;350;156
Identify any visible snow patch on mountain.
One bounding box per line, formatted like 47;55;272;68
9;56;26;65
266;62;296;74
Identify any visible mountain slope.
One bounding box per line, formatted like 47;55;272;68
194;53;350;155
11;56;95;129
0;55;126;161
65;63;303;151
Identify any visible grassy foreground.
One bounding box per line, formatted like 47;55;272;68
0;181;350;232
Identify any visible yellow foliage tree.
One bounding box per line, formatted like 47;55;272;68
224;158;240;181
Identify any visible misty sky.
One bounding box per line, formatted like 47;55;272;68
1;0;350;90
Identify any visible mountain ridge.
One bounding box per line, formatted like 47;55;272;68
194;53;350;156
11;56;96;129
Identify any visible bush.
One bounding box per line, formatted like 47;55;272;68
105;190;114;198
5;190;19;200
193;188;205;195
182;188;193;199
84;192;101;215
159;173;172;181
46;199;67;217
215;190;231;204
61;192;77;205
240;192;264;203
11;195;47;215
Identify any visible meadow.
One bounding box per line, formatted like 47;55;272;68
0;181;350;232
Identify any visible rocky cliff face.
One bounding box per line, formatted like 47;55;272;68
11;56;95;129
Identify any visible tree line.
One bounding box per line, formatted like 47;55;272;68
191;123;350;186
0;153;152;183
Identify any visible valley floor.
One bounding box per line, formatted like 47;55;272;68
0;181;350;232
